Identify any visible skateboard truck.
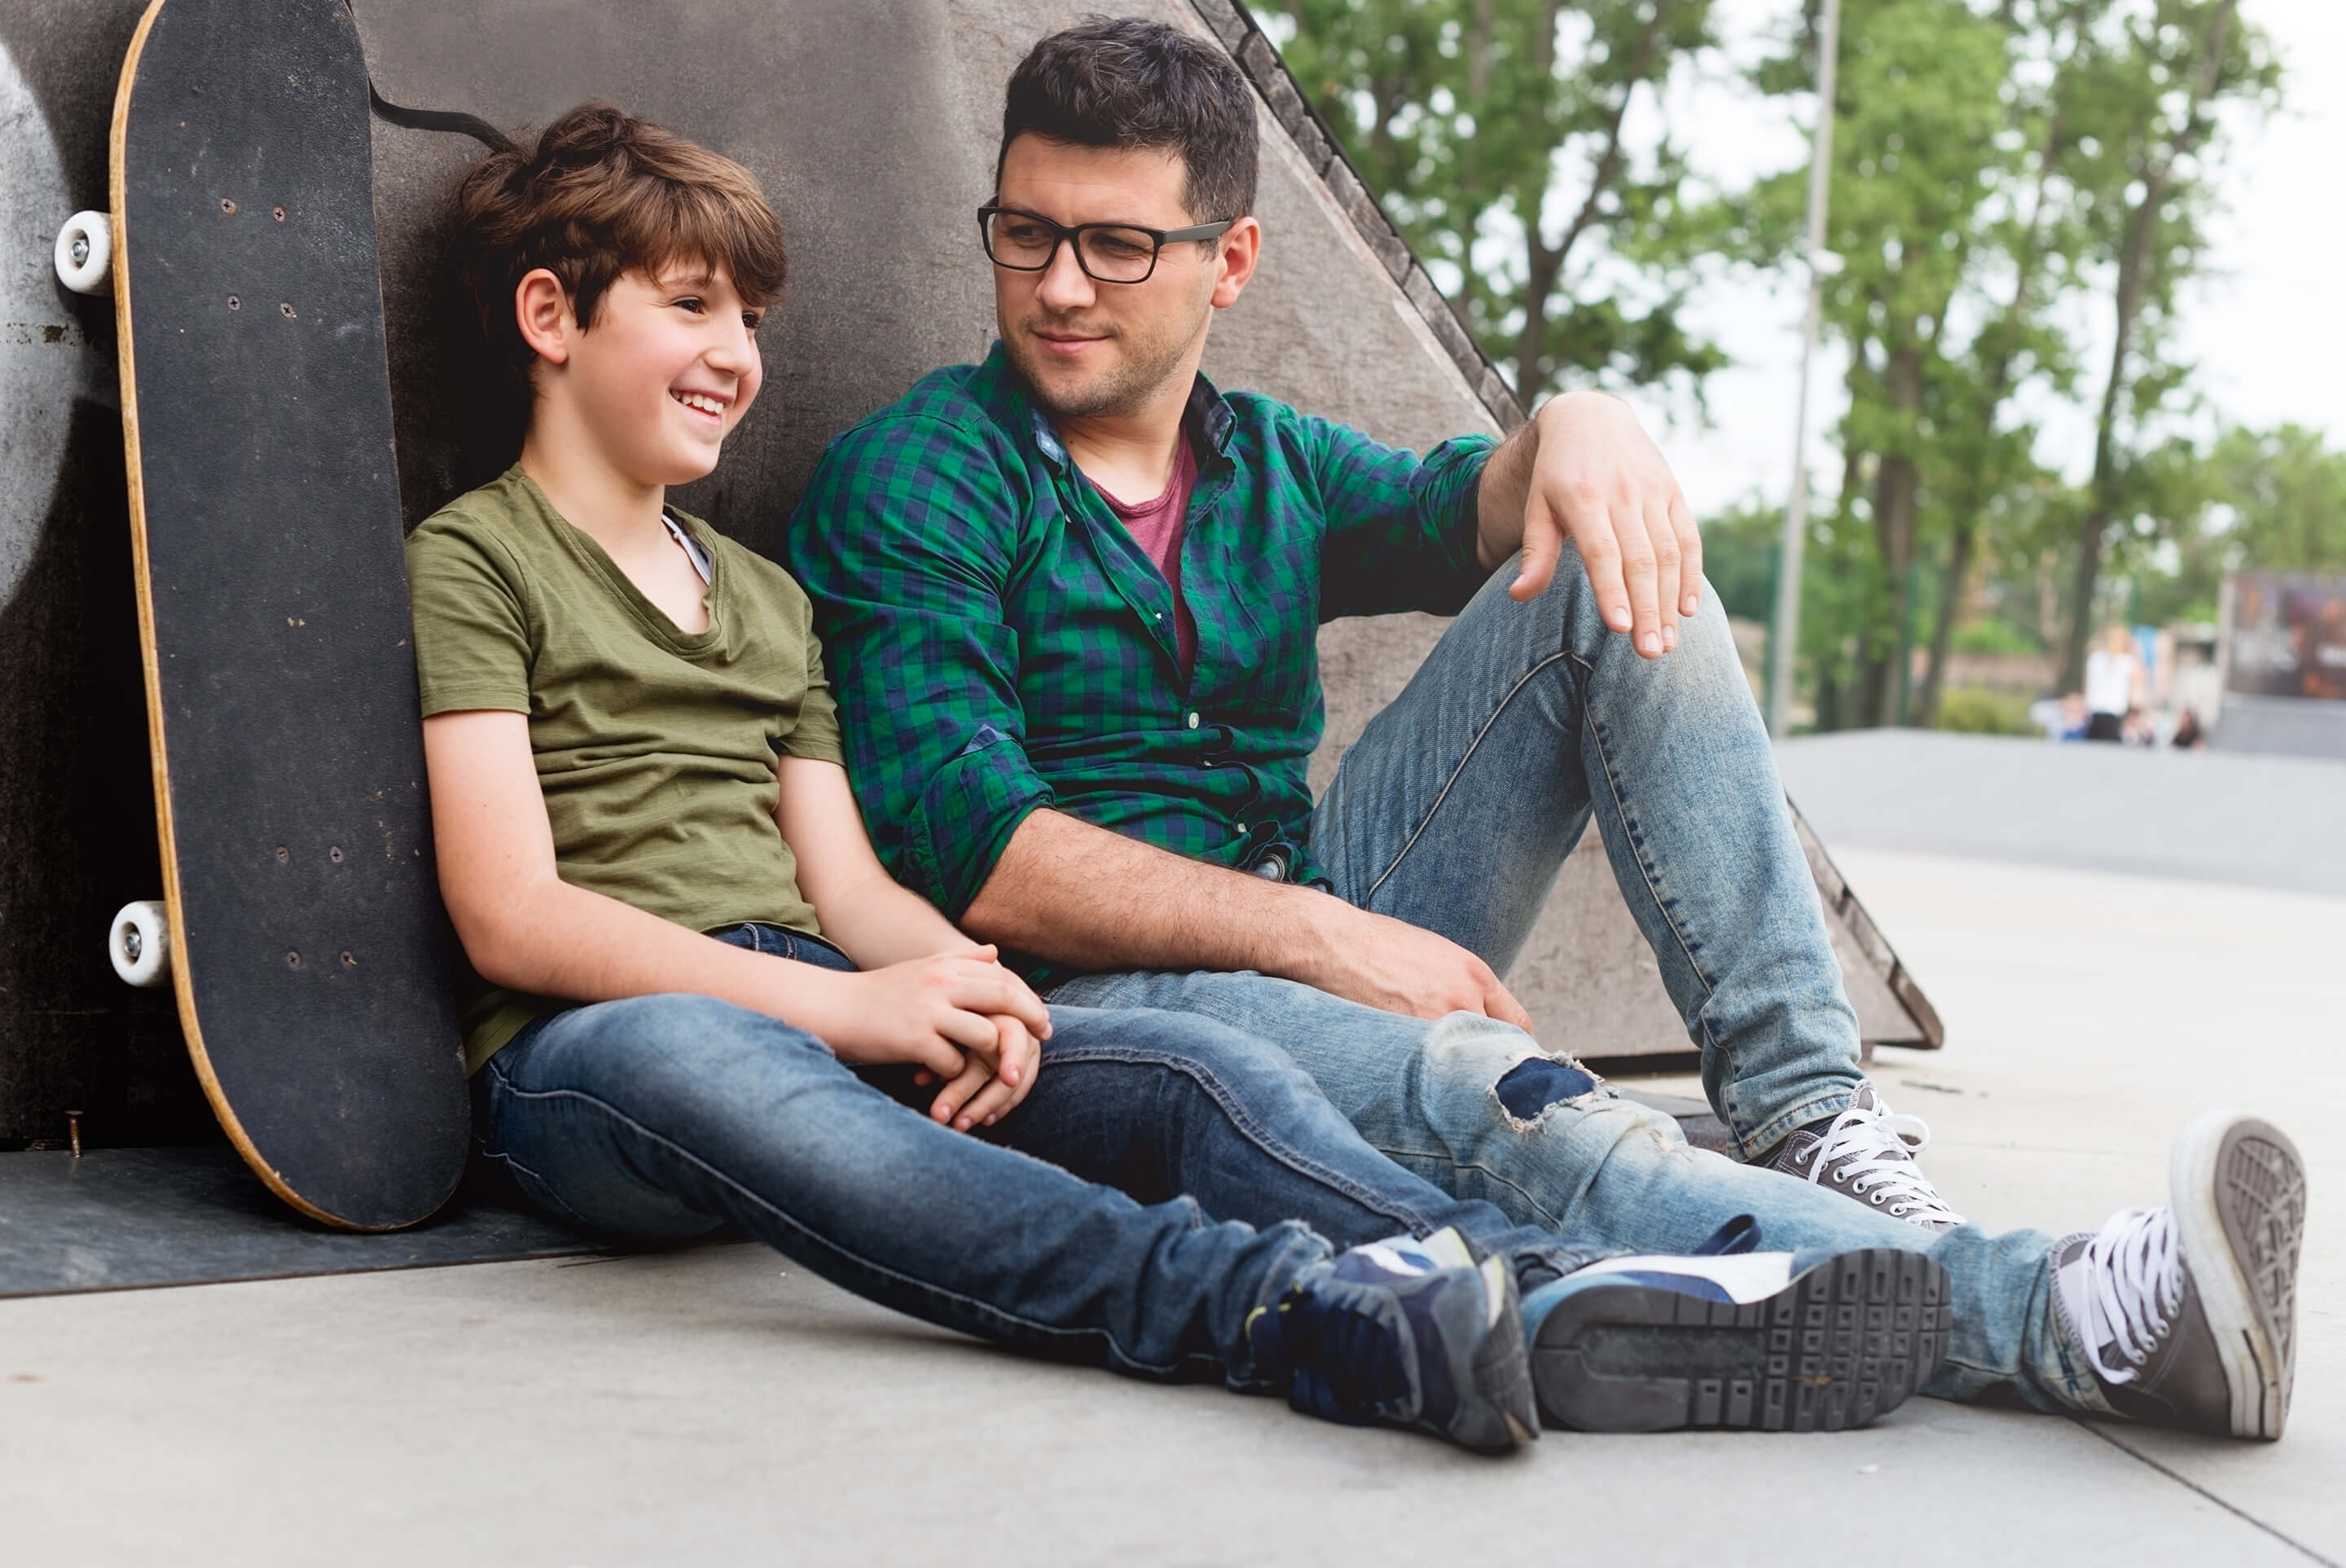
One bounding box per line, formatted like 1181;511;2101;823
108;899;172;988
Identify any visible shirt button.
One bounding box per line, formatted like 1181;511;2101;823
1154;612;1164;620
1186;712;1200;729
1234;822;1247;833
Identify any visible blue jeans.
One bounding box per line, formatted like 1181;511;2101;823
474;924;1602;1388
1050;561;2107;1415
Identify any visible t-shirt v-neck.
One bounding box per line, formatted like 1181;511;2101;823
1088;435;1199;680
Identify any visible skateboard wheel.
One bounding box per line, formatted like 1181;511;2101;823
55;210;113;295
109;899;172;988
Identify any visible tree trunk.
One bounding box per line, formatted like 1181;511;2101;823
1917;37;2079;725
1509;0;1663;397
2059;0;2238;687
1858;340;1923;727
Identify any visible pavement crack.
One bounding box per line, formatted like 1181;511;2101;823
2066;1416;2339;1567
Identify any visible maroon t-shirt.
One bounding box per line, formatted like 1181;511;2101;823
1091;436;1200;679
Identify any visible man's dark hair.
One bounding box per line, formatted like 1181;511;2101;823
997;17;1259;225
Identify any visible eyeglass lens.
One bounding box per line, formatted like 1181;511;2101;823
986;212;1162;283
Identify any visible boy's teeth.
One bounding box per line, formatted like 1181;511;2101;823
675;392;723;414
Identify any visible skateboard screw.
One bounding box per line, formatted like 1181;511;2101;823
278;302;296;318
220;197;236;214
329;845;343;863
69;234;90;267
271;205;287;222
67;1112;82;1158
227;296;240;310
287;951;301;968
275;845;288;863
340;951;355;968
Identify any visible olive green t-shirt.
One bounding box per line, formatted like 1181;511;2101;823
406;467;844;1072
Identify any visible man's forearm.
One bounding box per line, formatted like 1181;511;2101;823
960;807;1340;977
1475;415;1540;569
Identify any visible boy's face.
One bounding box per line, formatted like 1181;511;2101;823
991;134;1256;421
533;262;763;485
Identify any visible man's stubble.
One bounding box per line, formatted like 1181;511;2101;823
1004;279;1214;422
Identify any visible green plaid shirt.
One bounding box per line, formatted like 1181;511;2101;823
786;345;1495;969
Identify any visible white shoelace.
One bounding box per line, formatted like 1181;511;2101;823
1798;1097;1967;1228
2072;1206;2183;1384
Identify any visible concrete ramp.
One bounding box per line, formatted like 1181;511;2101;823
0;0;1935;1140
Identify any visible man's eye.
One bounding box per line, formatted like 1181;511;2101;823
1091;235;1149;258
1002;222;1051;244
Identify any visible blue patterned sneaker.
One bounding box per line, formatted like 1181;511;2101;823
1522;1241;1950;1433
1249;1226;1539;1453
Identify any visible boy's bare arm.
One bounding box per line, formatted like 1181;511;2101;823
776;754;1046;1129
422;711;1047;1082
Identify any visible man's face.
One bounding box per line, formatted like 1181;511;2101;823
547;262;763;486
991;135;1239;420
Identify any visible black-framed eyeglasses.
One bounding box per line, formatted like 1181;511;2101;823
978;204;1235;284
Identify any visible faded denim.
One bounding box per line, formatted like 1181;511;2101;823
1050;560;2107;1415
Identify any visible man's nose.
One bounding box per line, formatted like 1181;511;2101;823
1035;238;1097;312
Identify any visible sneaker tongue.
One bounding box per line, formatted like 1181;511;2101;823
1847;1081;1886;1118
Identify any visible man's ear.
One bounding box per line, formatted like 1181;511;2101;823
1209;216;1262;310
513;267;574;367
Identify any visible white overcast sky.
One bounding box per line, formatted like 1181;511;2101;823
1606;0;2346;516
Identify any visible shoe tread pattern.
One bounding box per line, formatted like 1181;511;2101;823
1535;1248;1950;1434
2219;1127;2307;1434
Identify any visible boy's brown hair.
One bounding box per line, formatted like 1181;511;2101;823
451;103;788;389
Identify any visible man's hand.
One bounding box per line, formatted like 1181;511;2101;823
1481;389;1702;661
822;947;1052;1081
1293;901;1533;1030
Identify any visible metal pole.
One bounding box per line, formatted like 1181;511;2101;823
1766;0;1843;737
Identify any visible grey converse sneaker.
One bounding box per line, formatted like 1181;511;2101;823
2053;1109;2305;1439
1760;1080;1965;1231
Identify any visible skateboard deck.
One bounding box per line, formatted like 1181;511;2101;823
109;0;469;1229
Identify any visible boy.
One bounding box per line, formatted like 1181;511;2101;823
406;103;1940;1453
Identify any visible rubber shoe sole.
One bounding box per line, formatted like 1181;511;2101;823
2171;1110;2305;1439
1530;1248;1951;1432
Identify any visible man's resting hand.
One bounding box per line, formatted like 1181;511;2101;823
1291;898;1533;1030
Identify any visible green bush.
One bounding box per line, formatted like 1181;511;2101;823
1933;685;2036;736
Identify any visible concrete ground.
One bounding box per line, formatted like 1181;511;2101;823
3;745;2341;1566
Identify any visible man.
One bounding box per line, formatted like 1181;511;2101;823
789;19;2305;1438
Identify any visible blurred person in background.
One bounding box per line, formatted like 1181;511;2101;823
2084;626;2142;742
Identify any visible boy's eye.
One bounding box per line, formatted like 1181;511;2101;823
742;311;762;331
674;296;706;314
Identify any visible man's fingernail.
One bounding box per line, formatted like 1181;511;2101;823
1663;626;1677;652
1608;608;1631;630
1641;631;1661;654
1683;595;1700;615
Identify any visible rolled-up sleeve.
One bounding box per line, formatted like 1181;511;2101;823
1307;416;1496;621
787;415;1056;916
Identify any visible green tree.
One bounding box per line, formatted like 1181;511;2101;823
1264;0;1732;402
2055;0;2278;686
1749;0;2019;727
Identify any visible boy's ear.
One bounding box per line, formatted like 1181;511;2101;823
514;267;574;367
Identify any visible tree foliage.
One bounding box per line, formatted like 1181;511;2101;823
1273;0;2317;730
1262;0;1731;402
